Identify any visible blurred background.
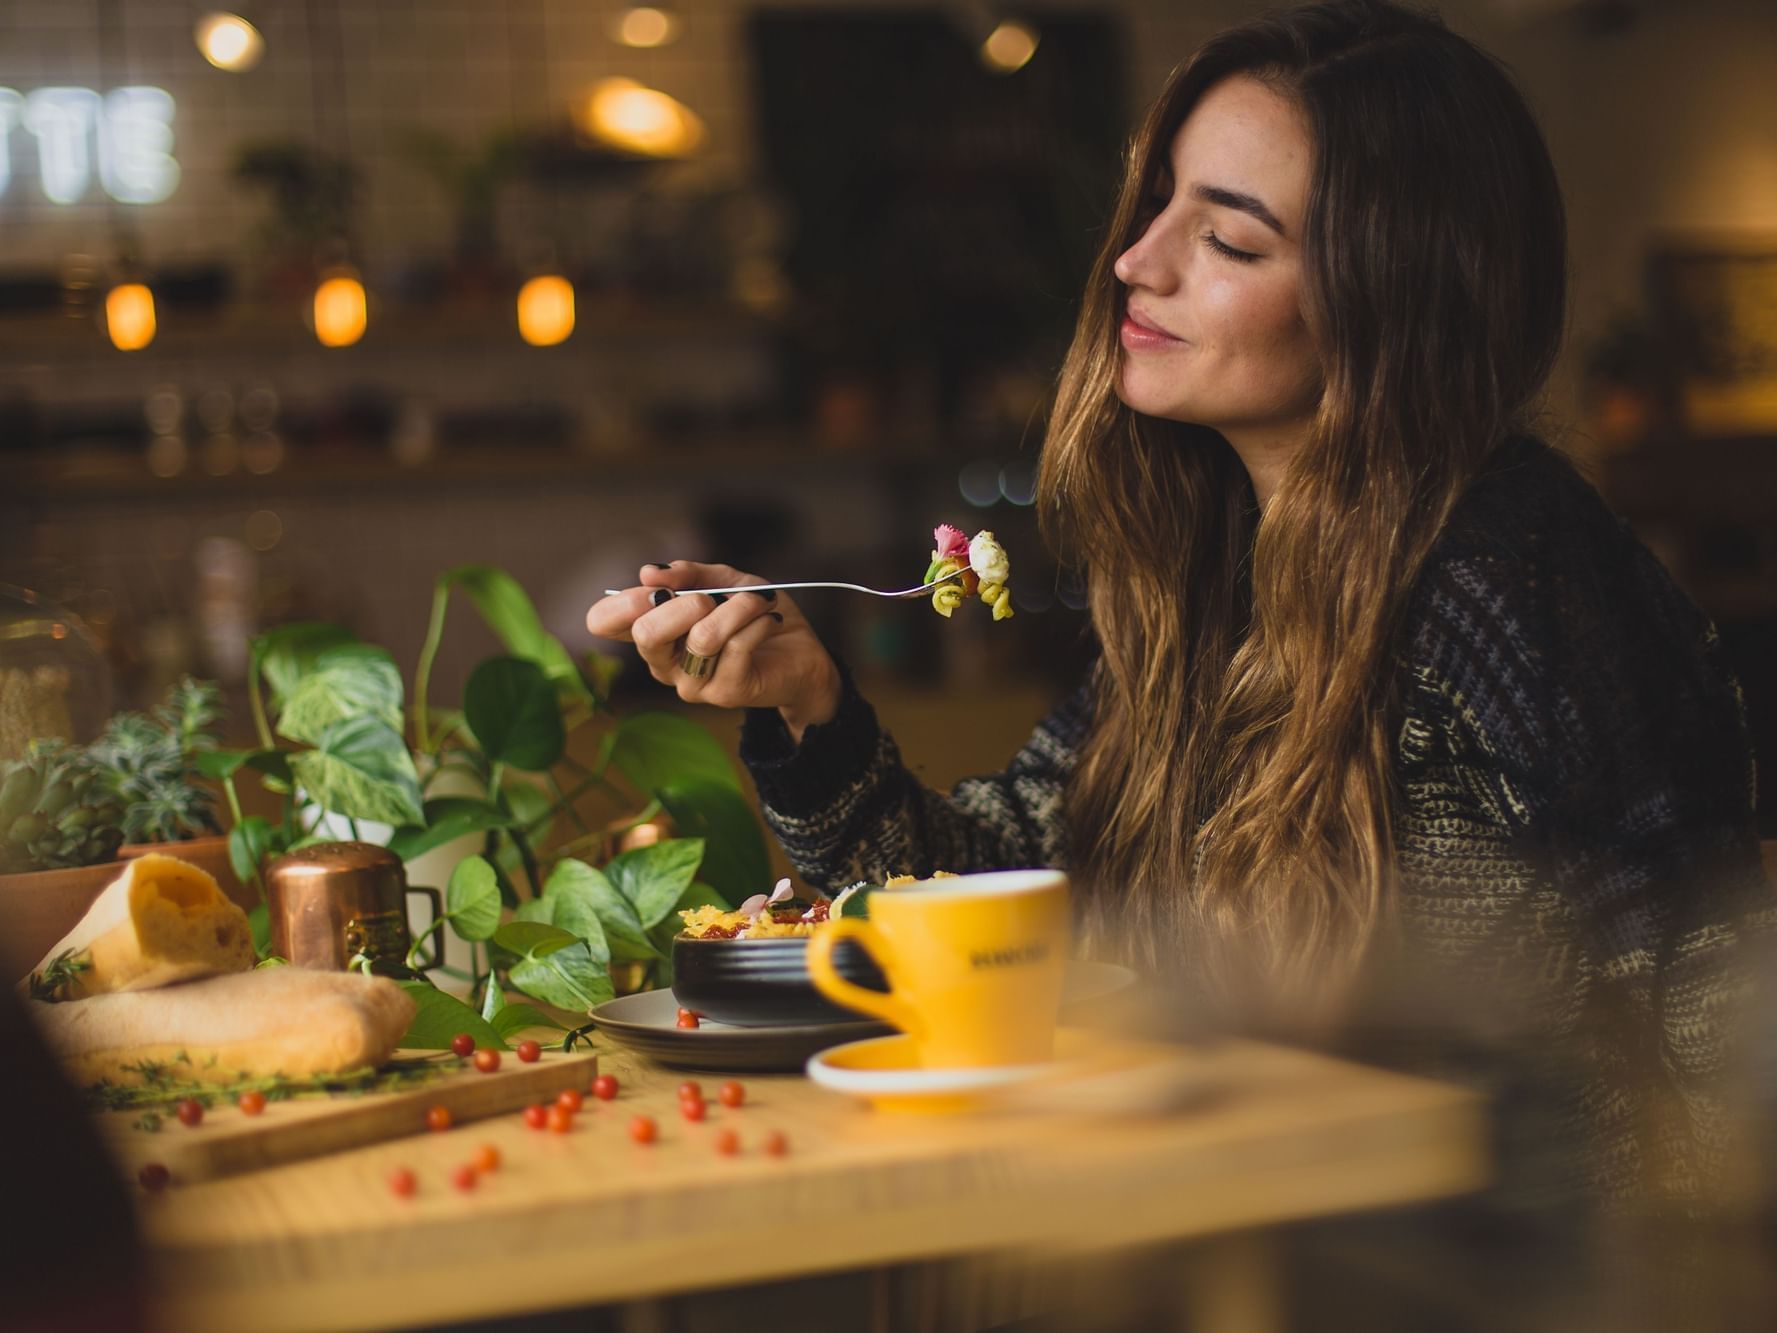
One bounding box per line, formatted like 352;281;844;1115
1;0;1773;824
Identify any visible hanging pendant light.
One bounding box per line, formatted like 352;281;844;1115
312;269;367;347
517;273;575;347
105;281;156;350
195;12;265;72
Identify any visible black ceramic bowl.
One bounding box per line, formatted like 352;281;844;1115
670;934;889;1028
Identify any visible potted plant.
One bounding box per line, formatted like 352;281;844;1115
83;676;251;912
209;564;772;1049
0;739;128;982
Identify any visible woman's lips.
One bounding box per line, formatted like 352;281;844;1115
1120;305;1185;351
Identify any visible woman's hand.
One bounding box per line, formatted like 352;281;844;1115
585;561;841;741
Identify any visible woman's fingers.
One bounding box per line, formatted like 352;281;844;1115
693;610;782;708
637;560;757;594
584;587;654;641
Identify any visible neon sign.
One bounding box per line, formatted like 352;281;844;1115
0;87;179;205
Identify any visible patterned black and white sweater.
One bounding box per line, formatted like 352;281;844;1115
739;436;1773;1204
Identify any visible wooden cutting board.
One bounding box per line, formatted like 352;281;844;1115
99;1047;598;1184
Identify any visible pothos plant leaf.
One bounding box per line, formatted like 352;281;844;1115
276;644;405;745
544;858;653;962
657;780;761;907
610;713;741;797
396;981;508;1051
493;920;613;1014
196;748;292;785
445;855;502;941
538;858;613;963
492;1003;566;1038
510;943;613;1014
464;656;565;772
228;816;274;886
250;623;360;709
604;838;706;930
481;973;504;1025
387;797;513;864
438;565;591;705
287;715;424;827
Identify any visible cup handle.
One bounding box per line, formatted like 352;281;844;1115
407;885;446;971
807;919;923;1035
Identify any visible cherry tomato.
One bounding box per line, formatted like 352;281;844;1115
679;1095;707;1122
426;1105;453;1132
591;1074;619;1101
763;1130;789;1157
138;1163;171;1192
472;1048;501;1074
715;1128;740;1156
546;1104;574;1133
556;1088;584;1113
675;1010;700;1029
450;1163;479;1192
471;1143;501;1173
677;1081;701;1101
629;1114;658;1145
387;1167;417;1198
175;1098;204;1128
237;1090;267;1116
717;1081;745;1109
516;1039;541;1063
523;1103;549;1131
450;1033;475;1058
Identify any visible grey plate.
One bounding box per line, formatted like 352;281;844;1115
586;960;1137;1074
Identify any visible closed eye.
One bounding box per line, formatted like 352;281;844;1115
1204;231;1259;264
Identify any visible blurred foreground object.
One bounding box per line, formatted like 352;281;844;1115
0;586;112;764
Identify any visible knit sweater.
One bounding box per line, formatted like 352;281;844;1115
740;436;1773;1204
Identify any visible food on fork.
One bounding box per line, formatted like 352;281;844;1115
925;525;1013;620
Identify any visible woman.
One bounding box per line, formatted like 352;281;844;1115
587;0;1770;1208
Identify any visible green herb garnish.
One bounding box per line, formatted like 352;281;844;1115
26;949;92;1003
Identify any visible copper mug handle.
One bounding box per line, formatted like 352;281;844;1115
406;885;446;972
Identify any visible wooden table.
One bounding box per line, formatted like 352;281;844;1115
139;1036;1486;1332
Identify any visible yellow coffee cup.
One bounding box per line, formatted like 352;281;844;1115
806;869;1070;1068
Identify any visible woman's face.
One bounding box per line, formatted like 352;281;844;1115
1113;76;1322;467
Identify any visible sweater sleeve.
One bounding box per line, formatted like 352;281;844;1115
1404;458;1774;1202
738;661;1091;892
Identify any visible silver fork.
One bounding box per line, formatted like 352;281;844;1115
602;573;964;601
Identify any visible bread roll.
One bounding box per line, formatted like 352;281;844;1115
29;967;417;1086
25;852;253;998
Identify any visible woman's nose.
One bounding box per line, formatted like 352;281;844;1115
1114;218;1175;294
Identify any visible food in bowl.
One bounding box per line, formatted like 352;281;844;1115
670;874;954;1027
676;872;954;940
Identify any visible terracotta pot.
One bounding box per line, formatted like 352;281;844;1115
119;834;258;915
0;859;127;986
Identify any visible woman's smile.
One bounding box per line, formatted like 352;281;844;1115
1120;302;1187;350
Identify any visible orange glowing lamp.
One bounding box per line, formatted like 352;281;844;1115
517;274;575;346
313;274;367;348
105;283;156;351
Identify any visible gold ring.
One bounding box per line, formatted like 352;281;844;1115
680;647;719;679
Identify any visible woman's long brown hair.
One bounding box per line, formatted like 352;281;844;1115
1038;0;1567;1011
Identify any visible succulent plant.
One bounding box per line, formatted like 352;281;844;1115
86;676;223;845
0;739;127;872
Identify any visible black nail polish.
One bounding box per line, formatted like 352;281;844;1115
649;589;673;607
757;588;778;603
709;592;729;605
645;561;675;570
768;611;784;624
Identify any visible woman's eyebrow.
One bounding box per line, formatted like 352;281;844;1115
1191;183;1286;237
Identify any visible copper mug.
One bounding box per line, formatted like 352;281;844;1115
265;841;443;977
